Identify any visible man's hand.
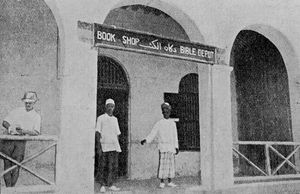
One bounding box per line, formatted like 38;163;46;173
9;126;20;135
16;127;25;135
16;128;39;136
141;139;146;145
175;148;179;155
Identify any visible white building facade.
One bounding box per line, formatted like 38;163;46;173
1;0;300;193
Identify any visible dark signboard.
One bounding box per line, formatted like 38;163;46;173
93;23;216;64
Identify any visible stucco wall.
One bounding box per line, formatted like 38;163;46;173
0;0;60;135
100;0;300;143
3;0;300;192
98;48;200;179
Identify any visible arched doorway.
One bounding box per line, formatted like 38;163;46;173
164;73;199;151
177;73;199;151
231;30;293;175
101;2;203;180
95;56;129;177
109;0;204;42
103;4;190;41
0;0;61;187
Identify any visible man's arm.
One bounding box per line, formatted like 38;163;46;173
115;118;121;136
95;116;103;141
95;131;101;151
3;109;16;134
141;121;159;145
173;122;179;149
16;115;40;136
17;128;39;136
95;117;103;153
2;120;10;130
173;122;179;154
2;120;19;135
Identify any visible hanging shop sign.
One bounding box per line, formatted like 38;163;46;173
93;23;216;64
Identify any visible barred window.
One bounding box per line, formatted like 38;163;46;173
164;73;199;151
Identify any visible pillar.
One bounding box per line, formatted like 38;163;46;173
199;63;234;191
55;25;97;193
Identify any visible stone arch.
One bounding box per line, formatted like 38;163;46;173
109;0;204;43
97;53;131;90
228;25;300;142
178;73;199;151
0;0;65;188
95;55;130;177
179;73;199;93
44;0;65;77
227;24;300;77
229;25;299;176
0;0;64;134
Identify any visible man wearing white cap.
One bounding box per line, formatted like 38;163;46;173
95;98;121;192
141;102;179;188
1;91;41;187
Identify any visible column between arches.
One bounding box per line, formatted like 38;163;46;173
199;63;234;191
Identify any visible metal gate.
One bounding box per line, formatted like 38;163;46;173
95;56;129;177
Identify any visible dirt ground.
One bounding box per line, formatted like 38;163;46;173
95;175;201;194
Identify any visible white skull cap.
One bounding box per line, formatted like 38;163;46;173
161;102;171;109
105;98;115;105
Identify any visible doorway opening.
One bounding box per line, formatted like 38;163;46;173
95;56;129;177
231;30;293;175
164;73;199;151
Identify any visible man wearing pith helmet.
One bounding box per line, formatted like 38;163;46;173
95;98;121;193
1;91;41;187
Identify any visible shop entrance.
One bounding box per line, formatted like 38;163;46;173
95;56;129;177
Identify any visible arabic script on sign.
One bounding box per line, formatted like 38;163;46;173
139;39;162;50
164;43;177;53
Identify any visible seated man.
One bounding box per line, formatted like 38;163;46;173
1;91;41;187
